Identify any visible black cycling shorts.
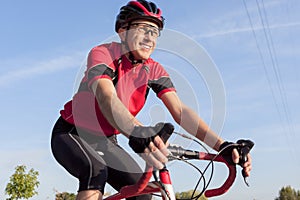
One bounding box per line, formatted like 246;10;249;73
51;117;151;200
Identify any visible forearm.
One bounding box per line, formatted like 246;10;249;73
161;92;223;151
91;79;140;136
178;105;223;151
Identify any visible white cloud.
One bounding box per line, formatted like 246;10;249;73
0;51;86;88
194;21;300;39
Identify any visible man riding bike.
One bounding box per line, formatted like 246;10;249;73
51;1;252;200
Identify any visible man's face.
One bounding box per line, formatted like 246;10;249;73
120;20;160;61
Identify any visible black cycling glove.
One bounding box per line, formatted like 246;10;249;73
219;139;254;166
128;123;174;153
219;141;236;165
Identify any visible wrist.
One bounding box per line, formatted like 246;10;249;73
128;125;156;153
215;140;225;152
219;141;230;151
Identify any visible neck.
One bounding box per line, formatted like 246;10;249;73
121;43;144;65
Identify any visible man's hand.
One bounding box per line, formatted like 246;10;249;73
140;135;170;170
232;148;252;177
219;140;253;177
128;123;174;169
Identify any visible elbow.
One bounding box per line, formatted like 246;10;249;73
173;112;182;125
92;79;115;104
172;105;185;125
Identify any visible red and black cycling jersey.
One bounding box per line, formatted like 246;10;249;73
60;42;176;136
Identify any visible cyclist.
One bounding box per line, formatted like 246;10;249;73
51;1;252;200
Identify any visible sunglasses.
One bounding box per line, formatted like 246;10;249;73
130;23;161;38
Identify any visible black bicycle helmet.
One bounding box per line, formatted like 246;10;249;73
115;0;165;32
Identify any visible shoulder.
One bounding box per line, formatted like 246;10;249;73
145;58;164;71
145;58;169;78
88;42;121;68
145;57;159;66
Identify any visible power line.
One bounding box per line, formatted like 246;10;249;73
242;0;297;160
257;0;295;137
242;0;284;128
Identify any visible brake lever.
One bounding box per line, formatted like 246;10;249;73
236;139;254;186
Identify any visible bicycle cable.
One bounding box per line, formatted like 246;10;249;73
171;132;214;200
199;143;241;197
150;155;206;200
170;133;242;199
152;169;173;200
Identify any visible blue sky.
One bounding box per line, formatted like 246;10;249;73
1;0;300;199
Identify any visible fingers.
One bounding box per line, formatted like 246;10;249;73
141;147;165;170
153;135;170;156
232;150;252;177
242;154;252;177
232;148;240;164
141;136;169;169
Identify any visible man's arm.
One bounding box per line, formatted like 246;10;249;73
91;78;169;169
160;91;223;151
161;91;252;176
91;78;139;136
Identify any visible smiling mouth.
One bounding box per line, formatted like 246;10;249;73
140;43;152;50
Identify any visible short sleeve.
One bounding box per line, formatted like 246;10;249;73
86;45;117;88
148;62;176;98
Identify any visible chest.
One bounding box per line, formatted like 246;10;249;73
113;64;151;112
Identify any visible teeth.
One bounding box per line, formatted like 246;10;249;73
141;44;151;49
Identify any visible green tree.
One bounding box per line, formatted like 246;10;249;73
55;192;76;200
5;165;39;200
175;190;208;200
275;186;300;200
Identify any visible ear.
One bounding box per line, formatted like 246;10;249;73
118;27;127;41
